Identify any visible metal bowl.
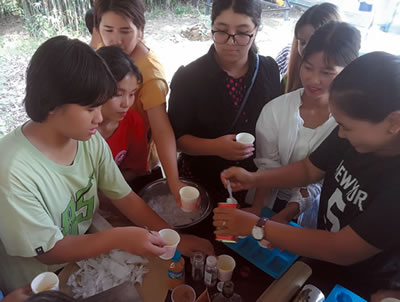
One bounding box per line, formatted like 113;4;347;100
138;178;212;230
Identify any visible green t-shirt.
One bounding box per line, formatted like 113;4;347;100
0;126;132;293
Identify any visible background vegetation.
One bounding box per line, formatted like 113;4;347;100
0;0;208;136
0;0;206;37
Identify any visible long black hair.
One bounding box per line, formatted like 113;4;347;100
97;46;142;83
302;21;361;68
94;0;146;32
295;2;340;37
211;0;262;28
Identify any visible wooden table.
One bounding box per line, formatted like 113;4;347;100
59;211;341;302
59;212;172;302
165;215;278;302
59;253;171;302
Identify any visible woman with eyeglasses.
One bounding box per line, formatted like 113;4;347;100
168;0;281;205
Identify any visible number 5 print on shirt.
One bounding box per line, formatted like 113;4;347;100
324;188;346;232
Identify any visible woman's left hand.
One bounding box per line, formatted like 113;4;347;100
213;207;259;237
178;234;215;257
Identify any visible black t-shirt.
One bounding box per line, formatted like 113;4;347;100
168;45;281;186
309;127;400;293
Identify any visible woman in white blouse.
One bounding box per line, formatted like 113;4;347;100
247;22;361;228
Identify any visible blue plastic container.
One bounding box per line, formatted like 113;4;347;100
224;207;300;279
325;284;367;302
0;290;4;300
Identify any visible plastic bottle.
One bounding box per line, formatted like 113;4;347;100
204;255;217;287
168;250;185;290
191;251;205;281
211;281;242;302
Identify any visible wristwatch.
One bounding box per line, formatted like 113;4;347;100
252;217;269;241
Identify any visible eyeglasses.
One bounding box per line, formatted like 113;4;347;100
211;29;256;46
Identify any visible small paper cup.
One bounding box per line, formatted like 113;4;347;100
217;254;236;281
159;228;180;260
31;272;59;294
236;132;255;145
179;186;200;212
171;284;196;302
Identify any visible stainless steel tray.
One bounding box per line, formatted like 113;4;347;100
138;178;212;230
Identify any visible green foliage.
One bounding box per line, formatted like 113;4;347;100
145;6;166;19
24;13;59;38
1;0;205;38
145;0;204;18
173;3;201;16
0;0;23;16
15;0;91;37
144;0;167;9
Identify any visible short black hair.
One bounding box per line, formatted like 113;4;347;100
330;52;400;123
24;36;116;122
302;21;361;67
85;8;94;34
26;291;76;302
97;46;142;83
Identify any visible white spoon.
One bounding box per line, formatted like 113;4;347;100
226;180;238;204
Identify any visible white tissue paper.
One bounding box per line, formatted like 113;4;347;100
67;249;149;298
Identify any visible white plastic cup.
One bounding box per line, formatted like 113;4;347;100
236;132;255;144
217;254;236;282
179;186;200;213
171;284;196;302
158;228;181;260
31;272;59;294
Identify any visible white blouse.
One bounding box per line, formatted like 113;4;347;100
253;88;337;210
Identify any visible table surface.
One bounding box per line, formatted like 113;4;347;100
162;214;343;302
164;214;282;302
60;209;341;302
164;240;276;302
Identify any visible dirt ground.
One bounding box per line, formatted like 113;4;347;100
0;8;303;136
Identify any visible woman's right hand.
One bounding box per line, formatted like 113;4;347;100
221;167;256;191
117;227;168;258
215;135;254;161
